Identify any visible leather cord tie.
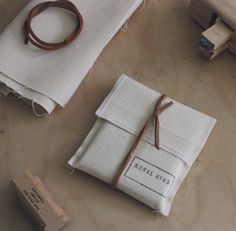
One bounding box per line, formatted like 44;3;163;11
23;0;83;51
112;94;173;189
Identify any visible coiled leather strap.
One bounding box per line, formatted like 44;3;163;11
112;95;173;189
23;0;83;51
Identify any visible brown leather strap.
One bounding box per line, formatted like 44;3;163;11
112;94;173;189
23;0;83;51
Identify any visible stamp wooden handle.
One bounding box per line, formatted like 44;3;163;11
10;171;69;231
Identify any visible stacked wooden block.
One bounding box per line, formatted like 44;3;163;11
190;0;236;59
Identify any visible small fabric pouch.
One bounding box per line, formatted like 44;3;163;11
68;75;216;216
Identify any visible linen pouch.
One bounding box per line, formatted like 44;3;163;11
68;75;216;216
0;0;142;114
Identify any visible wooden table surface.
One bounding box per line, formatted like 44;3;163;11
0;0;236;231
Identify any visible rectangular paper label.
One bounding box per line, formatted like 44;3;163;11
124;157;175;197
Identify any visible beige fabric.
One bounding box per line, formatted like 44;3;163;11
68;75;216;216
0;0;142;114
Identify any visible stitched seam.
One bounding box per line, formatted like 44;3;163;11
96;76;127;116
99;113;191;165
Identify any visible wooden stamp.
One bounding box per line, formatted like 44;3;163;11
10;171;69;231
190;0;236;59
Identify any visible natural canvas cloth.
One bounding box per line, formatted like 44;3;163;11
68;75;216;216
0;0;142;114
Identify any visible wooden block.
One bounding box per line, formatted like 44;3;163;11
10;171;69;231
190;0;236;58
201;20;233;51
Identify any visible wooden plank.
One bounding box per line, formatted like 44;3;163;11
1;1;236;231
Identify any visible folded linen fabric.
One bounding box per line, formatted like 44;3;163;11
0;0;142;114
68;75;216;216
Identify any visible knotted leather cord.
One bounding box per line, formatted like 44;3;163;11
112;94;173;189
23;0;83;51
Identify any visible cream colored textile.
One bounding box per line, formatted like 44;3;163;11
68;75;216;216
0;0;142;114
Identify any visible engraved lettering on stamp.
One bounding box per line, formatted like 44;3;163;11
23;188;45;211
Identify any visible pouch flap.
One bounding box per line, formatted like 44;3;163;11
96;75;216;165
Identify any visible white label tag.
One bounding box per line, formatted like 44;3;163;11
124;157;175;197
